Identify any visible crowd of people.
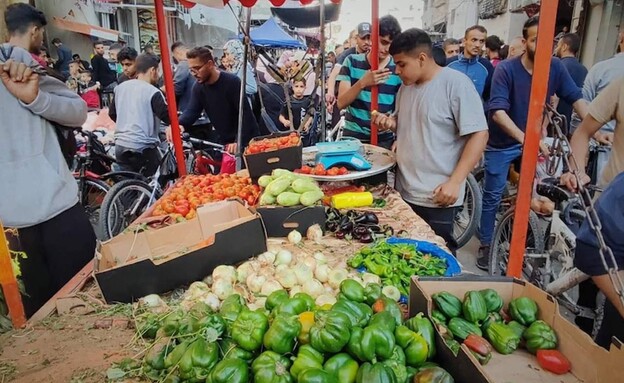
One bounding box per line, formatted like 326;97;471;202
1;3;623;346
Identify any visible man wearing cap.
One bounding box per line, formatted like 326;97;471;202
336;15;403;149
325;22;372;109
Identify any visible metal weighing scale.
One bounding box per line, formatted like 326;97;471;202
313;139;372;171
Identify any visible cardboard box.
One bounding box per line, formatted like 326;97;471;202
243;132;303;179
94;200;267;303
256;205;325;237
409;276;624;383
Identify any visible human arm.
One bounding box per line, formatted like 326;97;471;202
90;57;100;83
151;92;170;125
108;95;117;122
592;272;624;319
482;58;495;102
279;114;291;128
325;64;342;104
336;56;390;110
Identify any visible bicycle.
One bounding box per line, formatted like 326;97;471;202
182;133;234;175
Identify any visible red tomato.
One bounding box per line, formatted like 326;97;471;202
327;167;340;176
246;195;256;205
536;350;571;375
338;167;348;175
300;165;312;174
174;204;190;217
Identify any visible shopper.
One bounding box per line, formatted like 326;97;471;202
507;36;525;58
447;25;494;101
65;60;82;93
77;69;101;109
554;33;588;126
73;53;90;70
442;38;460;59
222;39;257;98
573;170;624;349
5;3;46;61
336;15;402;150
373;28;488;254
477;16;589;270
117;46;138;84
485;35;504;68
51;37;72;77
109;54;170;176
279;78;312;131
178;46;259;154
0;43;95;317
90;41;117;92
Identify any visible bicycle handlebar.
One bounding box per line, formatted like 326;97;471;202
181;133;224;150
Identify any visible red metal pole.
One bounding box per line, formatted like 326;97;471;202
507;2;559;278
0;223;26;329
369;0;379;146
154;0;187;177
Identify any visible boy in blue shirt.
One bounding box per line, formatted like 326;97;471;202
477;16;589;270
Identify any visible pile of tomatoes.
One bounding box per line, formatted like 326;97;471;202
294;164;349;176
151;174;260;220
245;132;301;155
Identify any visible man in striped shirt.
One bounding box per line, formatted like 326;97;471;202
337;15;402;150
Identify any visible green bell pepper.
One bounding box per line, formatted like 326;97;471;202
405;312;436;359
164;340;191;369
479;289;504;313
310;310;352;353
136;312;161;339
395;325;428;367
431;310;447;325
480;312;503;332
298;368;339;383
445;338;461;356
161;311;184;336
219;338;255;364
293;292;315;311
178;338;219;382
332;298;373;327
263;314;302;354
231;309;269;352
356;362;398;383
364;283;383;305
220;294;245;332
347;321;396;362
432;292;462;319
523;320;558;354
413;367;454;383
368;311;397;332
406;366;418;383
447;317;482;340
485;322;521;355
274;295;313;317
266;290;290;311
290;344;324;380
462;291;488;324
143;337;171;372
381;346;407;383
252;351;294;383
506;320;526;339
205;359;249;383
324;353;359;383
508;297;539;326
372;297;403;326
340;279;366;303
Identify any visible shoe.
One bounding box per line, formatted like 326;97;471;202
476;245;490;271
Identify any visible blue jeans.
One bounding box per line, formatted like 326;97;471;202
478;145;523;246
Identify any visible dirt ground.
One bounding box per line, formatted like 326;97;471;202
0;284;144;383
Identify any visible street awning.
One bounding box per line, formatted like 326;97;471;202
52;17;120;41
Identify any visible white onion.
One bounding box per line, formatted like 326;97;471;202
328;269;349;289
362;273;381;286
382;285;401;301
233;284;250;301
249;297;267;311
351;276;365;287
261;280;283;296
313;252;328;265
188;281;209;293
314;264;331;283
202;275;213;287
288;230;302;244
302;279;324;298
275;249;293;266
306;224;323;244
212;279;234;300
257;251;277;266
276;269;298;288
294;263;313;285
302;256;317;272
315;294;337;306
289;285;303;297
236;263;255;284
246;273;267;293
139;294;166;309
199;292;220;311
212;265;237;284
275;264;289;274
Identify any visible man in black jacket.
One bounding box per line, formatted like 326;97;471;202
90;40;117;91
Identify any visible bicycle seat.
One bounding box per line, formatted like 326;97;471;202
536;181;573;204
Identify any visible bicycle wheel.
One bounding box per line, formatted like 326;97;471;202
489;207;545;278
98;179;160;241
452;173;482;248
76;177;109;237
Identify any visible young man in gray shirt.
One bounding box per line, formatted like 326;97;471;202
373;29;489;253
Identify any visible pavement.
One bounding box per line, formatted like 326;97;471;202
457;235;487;275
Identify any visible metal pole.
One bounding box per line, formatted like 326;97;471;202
370;0;379;146
507;2;559;278
0;222;26;329
236;7;252;171
319;0;327;142
154;0;186;176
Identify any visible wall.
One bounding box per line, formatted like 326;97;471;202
446;0;478;38
580;1;624;68
479;11;527;42
34;0;101;62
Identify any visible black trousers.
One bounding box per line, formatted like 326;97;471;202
596;296;624;350
408;204;458;255
17;203;96;317
115;145;161;177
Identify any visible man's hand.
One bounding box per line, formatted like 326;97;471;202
593;131;614;146
539;140;551;156
325;93;335;108
282;120;291;128
391;141;397;153
561;171;591;192
225;143;238;154
165;125;185;143
0;59;39;104
371;111;396;132
360;68;391;88
432;179;461;207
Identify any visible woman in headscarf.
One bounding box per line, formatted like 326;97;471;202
222;39;257;96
